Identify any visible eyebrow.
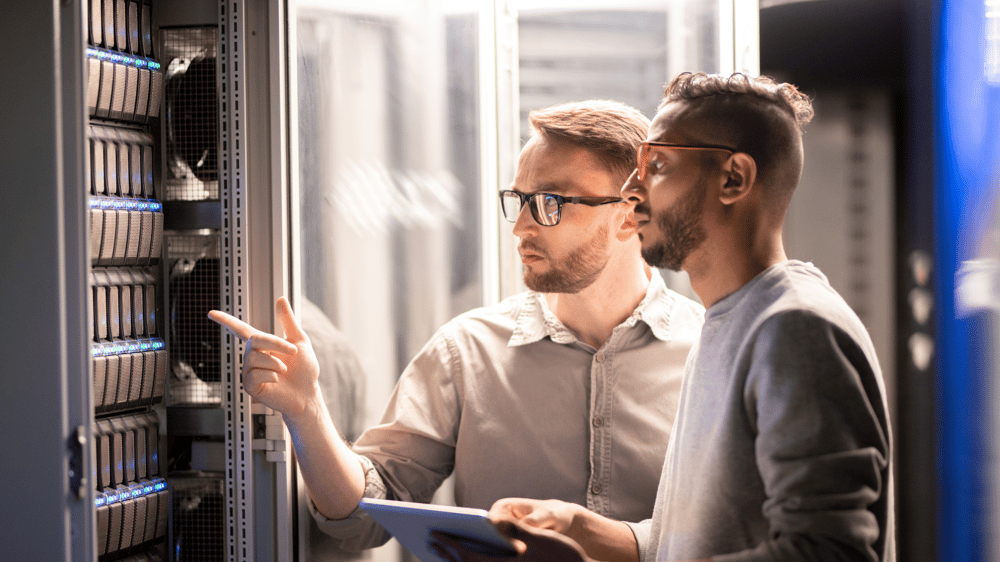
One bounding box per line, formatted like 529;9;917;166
508;182;575;196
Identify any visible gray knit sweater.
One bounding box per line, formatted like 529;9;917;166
634;260;894;562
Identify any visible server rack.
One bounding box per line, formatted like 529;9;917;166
0;1;293;560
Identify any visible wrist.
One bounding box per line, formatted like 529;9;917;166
564;503;592;546
567;505;635;562
283;386;325;428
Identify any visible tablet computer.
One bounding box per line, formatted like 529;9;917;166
359;498;518;561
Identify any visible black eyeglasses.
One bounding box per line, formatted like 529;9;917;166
636;141;735;182
499;190;624;226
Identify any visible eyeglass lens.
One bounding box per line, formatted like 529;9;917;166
636;142;734;182
500;192;561;226
636;144;668;183
637;144;651;182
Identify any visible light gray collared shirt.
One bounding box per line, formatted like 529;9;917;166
311;271;705;551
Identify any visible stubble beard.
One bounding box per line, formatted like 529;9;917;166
523;224;611;293
639;181;707;272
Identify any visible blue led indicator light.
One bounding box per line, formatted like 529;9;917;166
126;200;139;211
106;494;119;504
95;497;106;507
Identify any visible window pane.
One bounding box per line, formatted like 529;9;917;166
519;7;670;127
294;3;484;559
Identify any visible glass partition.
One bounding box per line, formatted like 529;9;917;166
293;2;488;559
518;0;728;137
295;0;486;426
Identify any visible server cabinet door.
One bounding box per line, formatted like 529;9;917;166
0;1;95;560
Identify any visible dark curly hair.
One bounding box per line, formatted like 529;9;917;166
660;73;814;197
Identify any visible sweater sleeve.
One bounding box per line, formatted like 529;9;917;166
625;519;652;562
718;310;892;562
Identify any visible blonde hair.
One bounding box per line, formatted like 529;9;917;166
528;100;650;189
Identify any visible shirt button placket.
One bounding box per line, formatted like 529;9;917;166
591;348;610;513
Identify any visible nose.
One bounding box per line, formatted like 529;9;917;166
510;199;537;238
621;168;646;204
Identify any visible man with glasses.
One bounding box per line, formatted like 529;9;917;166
208;100;705;553
433;73;895;562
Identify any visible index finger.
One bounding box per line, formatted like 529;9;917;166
208;309;258;341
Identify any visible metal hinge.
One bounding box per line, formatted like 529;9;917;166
251;403;287;462
68;426;87;498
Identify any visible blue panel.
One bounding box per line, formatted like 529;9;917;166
936;0;1000;559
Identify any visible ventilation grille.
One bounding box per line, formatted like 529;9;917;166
166;233;221;406
170;473;225;562
162;27;219;201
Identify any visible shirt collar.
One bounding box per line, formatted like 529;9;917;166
628;269;678;342
508;270;678;347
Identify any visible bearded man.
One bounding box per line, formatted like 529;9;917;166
210;100;705;553
434;74;895;562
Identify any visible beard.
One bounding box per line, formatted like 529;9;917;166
522;224;611;293
639;181;707;272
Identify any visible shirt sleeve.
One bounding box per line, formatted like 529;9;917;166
309;454;393;550
718;309;892;562
310;326;464;550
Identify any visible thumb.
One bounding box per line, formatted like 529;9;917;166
276;297;309;344
499;520;588;561
492;521;529;555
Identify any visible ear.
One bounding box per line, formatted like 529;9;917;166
719;152;757;205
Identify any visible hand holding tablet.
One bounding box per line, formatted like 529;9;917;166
359;498;518;562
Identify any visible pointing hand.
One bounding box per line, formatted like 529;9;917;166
208;297;321;420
